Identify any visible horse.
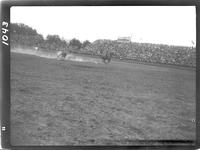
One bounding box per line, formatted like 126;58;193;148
57;51;67;60
101;50;114;64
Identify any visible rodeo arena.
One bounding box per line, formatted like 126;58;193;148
10;23;196;145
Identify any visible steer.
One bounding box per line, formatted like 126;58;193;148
57;51;67;60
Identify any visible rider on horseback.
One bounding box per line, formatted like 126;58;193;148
102;49;114;64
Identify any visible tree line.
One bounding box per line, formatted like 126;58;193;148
10;23;91;51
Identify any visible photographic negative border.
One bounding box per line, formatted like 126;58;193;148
1;0;199;149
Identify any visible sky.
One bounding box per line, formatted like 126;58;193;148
11;6;196;46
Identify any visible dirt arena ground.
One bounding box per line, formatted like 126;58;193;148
10;51;196;145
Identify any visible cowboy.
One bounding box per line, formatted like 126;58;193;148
101;50;114;64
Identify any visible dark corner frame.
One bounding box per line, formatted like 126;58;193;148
1;0;200;149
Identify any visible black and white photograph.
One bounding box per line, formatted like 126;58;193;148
10;6;196;145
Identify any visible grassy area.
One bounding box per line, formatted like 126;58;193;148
11;52;195;145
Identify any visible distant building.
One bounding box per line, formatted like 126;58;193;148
117;37;131;43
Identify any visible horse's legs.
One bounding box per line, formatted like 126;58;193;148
105;59;110;64
103;59;108;64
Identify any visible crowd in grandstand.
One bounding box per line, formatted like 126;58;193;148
82;40;196;67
